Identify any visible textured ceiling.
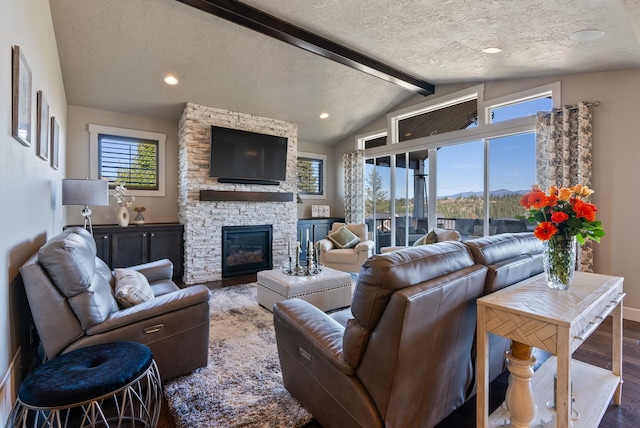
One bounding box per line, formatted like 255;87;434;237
49;0;640;145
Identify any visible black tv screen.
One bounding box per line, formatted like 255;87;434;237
209;126;288;182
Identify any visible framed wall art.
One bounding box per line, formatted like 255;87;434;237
36;90;50;160
312;205;330;218
11;45;32;146
50;116;59;170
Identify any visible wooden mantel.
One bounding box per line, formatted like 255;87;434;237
199;190;294;202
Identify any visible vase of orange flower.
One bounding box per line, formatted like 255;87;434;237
520;184;605;290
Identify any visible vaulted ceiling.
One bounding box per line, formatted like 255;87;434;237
49;0;640;145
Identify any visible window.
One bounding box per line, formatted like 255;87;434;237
297;152;326;198
99;134;158;190
89;125;166;197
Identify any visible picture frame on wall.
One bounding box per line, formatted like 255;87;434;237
50;116;59;170
36;90;50;160
11;45;32;146
312;205;330;218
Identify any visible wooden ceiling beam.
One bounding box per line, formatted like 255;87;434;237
177;0;435;96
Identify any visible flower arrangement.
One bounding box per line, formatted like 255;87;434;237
113;184;135;207
519;184;605;244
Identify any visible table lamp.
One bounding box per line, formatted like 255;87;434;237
62;179;109;234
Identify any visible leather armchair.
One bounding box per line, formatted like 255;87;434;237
274;241;488;428
317;222;374;272
19;227;211;381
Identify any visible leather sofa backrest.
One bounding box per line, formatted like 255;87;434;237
343;241;483;368
346;241;488;426
34;227;118;330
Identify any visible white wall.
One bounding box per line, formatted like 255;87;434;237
1;0;67;382
66;105;180;225
333;70;640;320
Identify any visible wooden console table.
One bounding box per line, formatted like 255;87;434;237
476;272;624;428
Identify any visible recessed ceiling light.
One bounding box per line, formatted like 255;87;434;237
570;29;605;42
482;47;503;54
319;113;329;119
164;75;179;85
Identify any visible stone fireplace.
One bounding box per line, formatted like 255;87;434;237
222;225;273;278
178;103;298;284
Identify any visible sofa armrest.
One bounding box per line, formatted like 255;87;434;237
380;245;410;253
127;259;173;282
354;240;374;253
317;238;335;253
86;284;210;335
274;299;354;375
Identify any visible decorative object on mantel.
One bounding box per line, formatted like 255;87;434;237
113;184;135;227
311;204;330;218
519;184;605;289
133;207;146;225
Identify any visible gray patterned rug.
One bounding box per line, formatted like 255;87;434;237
164;284;313;427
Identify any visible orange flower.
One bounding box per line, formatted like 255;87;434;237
573;200;597;222
548;185;558;196
534;222;558;240
573;184;594;198
527;191;550;209
558;187;572;201
551;211;569;223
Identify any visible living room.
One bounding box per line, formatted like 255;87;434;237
2;0;640;426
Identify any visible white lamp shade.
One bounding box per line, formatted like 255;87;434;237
62;179;109;206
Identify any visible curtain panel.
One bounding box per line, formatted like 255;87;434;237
343;150;365;223
535;102;595;271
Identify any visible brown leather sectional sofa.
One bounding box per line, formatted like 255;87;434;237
274;232;543;428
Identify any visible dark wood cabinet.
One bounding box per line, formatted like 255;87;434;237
68;223;184;281
296;217;344;261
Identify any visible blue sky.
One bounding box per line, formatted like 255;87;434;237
368;97;550;198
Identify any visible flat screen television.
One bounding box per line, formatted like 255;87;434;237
209;126;288;183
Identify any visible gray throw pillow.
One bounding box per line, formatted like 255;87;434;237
114;268;154;308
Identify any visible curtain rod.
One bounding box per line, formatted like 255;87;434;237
562;101;601;110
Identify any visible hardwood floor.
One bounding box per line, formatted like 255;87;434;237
157;317;640;428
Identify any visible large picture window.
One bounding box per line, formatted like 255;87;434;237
89;124;166;197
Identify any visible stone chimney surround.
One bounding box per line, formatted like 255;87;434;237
178;103;298;284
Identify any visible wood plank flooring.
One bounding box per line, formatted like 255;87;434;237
157;316;640;428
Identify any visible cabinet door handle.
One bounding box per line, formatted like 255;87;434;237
151;233;155;237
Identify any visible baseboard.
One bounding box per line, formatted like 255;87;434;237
624;306;640;323
0;348;21;426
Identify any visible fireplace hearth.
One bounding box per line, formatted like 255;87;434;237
222;225;273;278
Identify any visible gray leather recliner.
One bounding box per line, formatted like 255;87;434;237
274;241;489;428
19;226;211;381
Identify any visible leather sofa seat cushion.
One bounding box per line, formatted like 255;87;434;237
465;234;521;266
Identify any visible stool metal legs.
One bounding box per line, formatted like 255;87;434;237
6;360;162;428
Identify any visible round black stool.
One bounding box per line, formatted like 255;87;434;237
6;342;162;428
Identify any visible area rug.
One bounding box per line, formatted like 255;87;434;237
164;284;313;427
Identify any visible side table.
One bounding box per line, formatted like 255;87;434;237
476;272;624;428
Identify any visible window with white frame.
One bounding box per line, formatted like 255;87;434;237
89;124;166;197
297;152;326;198
361;83;558;249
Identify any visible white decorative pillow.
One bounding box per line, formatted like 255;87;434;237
114;268;154;308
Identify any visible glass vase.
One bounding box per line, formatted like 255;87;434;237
543;235;577;290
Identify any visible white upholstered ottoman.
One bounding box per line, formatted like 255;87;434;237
257;267;353;312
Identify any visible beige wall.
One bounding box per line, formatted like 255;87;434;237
333;70;640;321
66;106;180;225
1;0;67;384
297;140;338;219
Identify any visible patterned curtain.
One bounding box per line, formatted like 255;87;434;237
535;102;594;271
343;150;365;223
